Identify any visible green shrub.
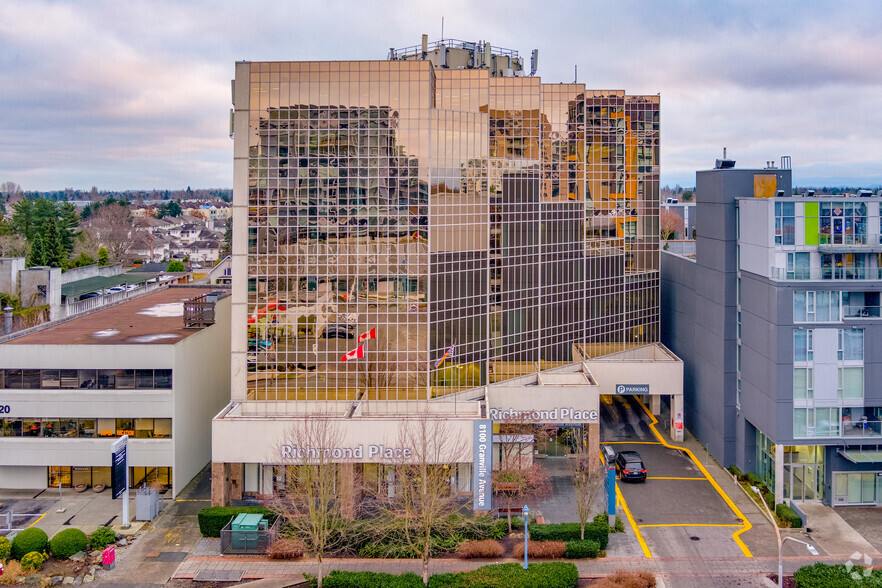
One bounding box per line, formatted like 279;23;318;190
307;570;425;588
592;513;625;533
89;526;117;550
728;465;743;478
0;536;10;561
746;472;763;486
794;562;882;587
565;539;600;559
763;492;774;512
196;506;276;537
11;528;48;560
20;551;45;572
50;528;88;559
428;562;578;588
490;519;508;539
529;522;608;549
776;504;803;528
359;542;421;559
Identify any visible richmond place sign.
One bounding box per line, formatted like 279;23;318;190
487;407;599;423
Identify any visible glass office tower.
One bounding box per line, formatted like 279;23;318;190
233;40;660;410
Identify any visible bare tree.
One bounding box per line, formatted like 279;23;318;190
572;447;606;540
0;182;22;199
270;416;350;588
373;415;469;585
0;234;28;257
492;413;554;531
83;203;136;263
660;209;685;240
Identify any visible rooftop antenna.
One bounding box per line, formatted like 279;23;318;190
574;65;577;83
441;16;444;41
723;147;727;159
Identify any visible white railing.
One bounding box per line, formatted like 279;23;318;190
60;281;164;319
770;267;882;281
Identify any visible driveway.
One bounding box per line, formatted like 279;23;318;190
601;394;751;559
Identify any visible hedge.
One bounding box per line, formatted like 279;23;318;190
50;528;89;559
307;570;425;588
776;504;803;529
727;465;743;479
528;522;609;549
11;528;48;560
564;539;600;559
197;506;276;537
428;562;578;588
794;562;882;587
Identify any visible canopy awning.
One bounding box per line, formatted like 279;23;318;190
838;449;882;464
61;273;160;298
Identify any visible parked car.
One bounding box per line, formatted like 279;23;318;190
615;450;647;483
319;324;355;339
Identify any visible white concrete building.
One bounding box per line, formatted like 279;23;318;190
0;285;230;496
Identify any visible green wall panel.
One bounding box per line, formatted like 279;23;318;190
804;201;819;246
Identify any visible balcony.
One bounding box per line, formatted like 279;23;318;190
770;267;882;281
842;418;882;438
843;305;881;319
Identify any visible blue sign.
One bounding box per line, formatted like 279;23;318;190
473;419;492;510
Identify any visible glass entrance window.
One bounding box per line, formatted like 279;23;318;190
834;471;880;505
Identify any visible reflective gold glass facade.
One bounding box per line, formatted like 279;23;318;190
234;58;659;407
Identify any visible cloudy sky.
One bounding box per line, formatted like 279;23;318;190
2;0;880;191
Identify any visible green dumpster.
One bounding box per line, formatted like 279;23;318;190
230;513;268;552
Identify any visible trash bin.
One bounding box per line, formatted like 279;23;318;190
230;513;268;552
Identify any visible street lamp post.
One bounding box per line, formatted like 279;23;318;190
752;486;818;588
522;505;530;570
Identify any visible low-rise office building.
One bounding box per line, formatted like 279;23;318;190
663;158;882;506
0;285;230;496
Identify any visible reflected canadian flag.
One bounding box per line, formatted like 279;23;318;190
340;345;365;362
357;327;377;343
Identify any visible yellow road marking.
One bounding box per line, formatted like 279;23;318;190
175;499;211;502
634;397;754;558
646;476;706;480
637;523;745;528
27;512;46;528
616;482;652;558
604;441;662;445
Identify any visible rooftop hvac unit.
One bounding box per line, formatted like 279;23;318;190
714;159;736;169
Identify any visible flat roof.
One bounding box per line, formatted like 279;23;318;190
4;286;222;346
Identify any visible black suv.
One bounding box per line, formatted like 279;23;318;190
615;450;647;483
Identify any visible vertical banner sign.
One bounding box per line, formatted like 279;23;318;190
111;436;128;499
473;419;492;510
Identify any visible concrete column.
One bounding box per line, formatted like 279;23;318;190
587;422;600;471
211;462;231;506
338;463;362;519
670;394;684;443
230;463;244;501
774;445;785;505
650;394;661;416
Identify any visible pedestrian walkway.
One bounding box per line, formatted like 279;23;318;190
171;553;852;583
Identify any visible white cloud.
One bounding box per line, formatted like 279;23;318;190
0;0;880;190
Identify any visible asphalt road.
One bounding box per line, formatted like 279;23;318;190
600;394;750;560
0;497;55;536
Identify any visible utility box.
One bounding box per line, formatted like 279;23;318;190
135;487;159;521
230;513;268;552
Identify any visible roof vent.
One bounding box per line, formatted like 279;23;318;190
715;159;736;169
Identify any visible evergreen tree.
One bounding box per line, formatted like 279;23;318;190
43;220;66;268
27;233;46;267
57;202;80;256
98;247;109;266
